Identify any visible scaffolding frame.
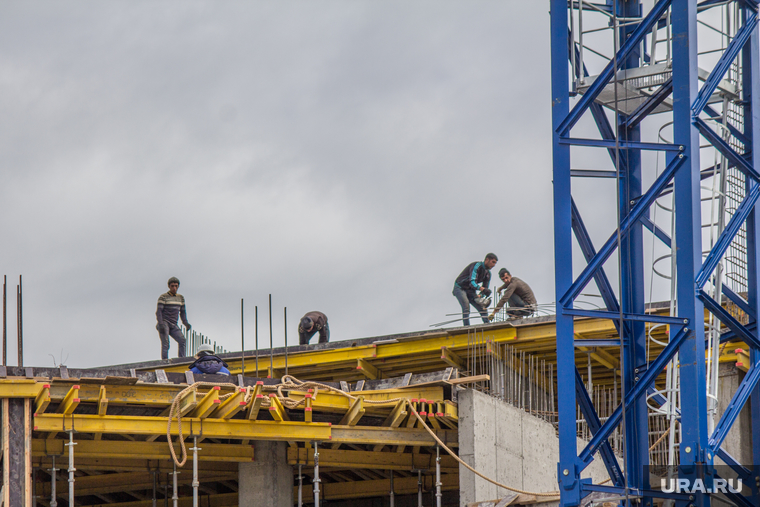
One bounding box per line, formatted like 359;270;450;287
550;0;760;506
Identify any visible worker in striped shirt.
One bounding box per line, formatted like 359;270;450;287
156;277;191;359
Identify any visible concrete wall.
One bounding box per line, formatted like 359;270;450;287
458;389;610;507
239;441;293;507
716;362;754;466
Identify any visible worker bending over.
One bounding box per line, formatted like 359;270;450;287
156;277;191;359
453;253;497;326
299;311;329;345
490;268;536;321
189;344;230;375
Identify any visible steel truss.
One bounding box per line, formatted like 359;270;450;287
551;0;760;505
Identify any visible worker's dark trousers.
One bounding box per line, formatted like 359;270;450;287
299;324;330;345
506;294;534;318
452;285;488;326
157;322;186;359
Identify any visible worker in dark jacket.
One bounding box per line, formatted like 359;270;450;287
156;277;191;359
453;253;498;326
299;311;329;345
189;344;230;375
489;268;537;321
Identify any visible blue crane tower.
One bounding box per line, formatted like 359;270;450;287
550;0;760;505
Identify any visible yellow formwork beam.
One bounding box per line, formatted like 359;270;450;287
44;383;232;407
287;447;458;472
356;358;379;379
154;325;520;374
247;383;265;420
36;470;237;497
0;379;44;398
287;387;444;414
210;388;246;420
268;394;289;421
48;493;238;507
733;348;752;372
372;400;407;452
440;347;464;370
34;383;51;414
34;457;240;473
58;384;80;415
33;414;332;442
330;425;457;447
97;385;108;416
338;396;364;426
190;386;221;418
33;439;255;462
304;391;313;423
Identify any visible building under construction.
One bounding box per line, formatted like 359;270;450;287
0;304;752;507
3;0;760;504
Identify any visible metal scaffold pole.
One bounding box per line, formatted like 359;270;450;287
191;436;200;507
297;463;303;507
49;455;58;507
312;441;321;507
66;430;76;507
389;470;395;507
172;463;178;507
435;445;441;507
417;470;423;507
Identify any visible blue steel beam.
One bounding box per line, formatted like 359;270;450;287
556;0;673;135
640;215;673;246
648;390;754;483
691;11;759;115
562;308;687;325
550;0;581;503
672;0;711;500
616;0;649;490
722;285;756;320
742;8;760;503
709;363;760;451
573;369;624;486
573;339;621;347
714;448;752;481
697;290;760;349
560;154;686;307
578;326;691;464
704;104;750;147
695;182;760;288
719;321;758;344
624;77;673;129
571;198;621;315
695;117;760;181
570;170;618;178
581;483;692;502
558;138;682;151
571;35;621;167
718;482;756;507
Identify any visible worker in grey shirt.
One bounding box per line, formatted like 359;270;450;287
489;268;536;321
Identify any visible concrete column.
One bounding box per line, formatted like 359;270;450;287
239;441;293;507
2;398;32;507
458;389;608;507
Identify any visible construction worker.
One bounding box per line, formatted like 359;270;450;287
188;344;230;375
489;268;536;321
156;277;191;359
299;311;329;345
453;253;497;326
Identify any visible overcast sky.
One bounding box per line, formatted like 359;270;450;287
1;1;688;368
